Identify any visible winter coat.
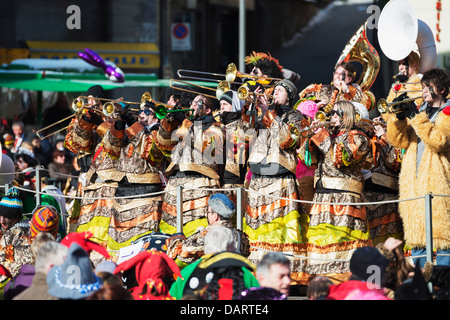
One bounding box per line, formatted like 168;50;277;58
382;101;450;250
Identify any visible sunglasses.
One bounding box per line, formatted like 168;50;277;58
140;109;154;116
330;109;344;117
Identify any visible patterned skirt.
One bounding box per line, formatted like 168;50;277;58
364;191;403;247
76;182;117;248
304;191;372;284
107;183;163;251
160;171;220;237
244;172;308;285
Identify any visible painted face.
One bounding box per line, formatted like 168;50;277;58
422;82;438;102
139;108;157;126
191;95;207;117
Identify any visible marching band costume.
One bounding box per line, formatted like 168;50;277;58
158;96;225;238
299;101;373;283
244;80;309;284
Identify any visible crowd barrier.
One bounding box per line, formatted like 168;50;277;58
3;166;449;264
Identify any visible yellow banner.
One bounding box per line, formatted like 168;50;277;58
26;41;160;69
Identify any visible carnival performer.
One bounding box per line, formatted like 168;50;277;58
218;90;256;201
244;79;308;285
158;94;225;238
244;51;285;95
298;62;373;114
299;100;373;283
381;68;450;268
361;114;404;247
386;51;423;107
64;86;124;263
100;97;168;252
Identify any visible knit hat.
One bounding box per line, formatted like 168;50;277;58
208;193;235;219
0;187;23;220
349;246;389;282
114;250;181;300
87;85;106;99
296;100;318;119
220;90;244;113
61;231;111;260
47;243;103;300
275;79;297;106
29;205;59;239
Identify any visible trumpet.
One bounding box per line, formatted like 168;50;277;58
377;97;422;114
225;63;282;85
314;111;330;122
170;78;230;100
236;83;273;101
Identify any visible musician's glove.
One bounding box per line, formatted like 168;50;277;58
120;104;138;126
393;93;418;120
82;110;103;126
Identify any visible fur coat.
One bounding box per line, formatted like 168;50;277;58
382;103;450;250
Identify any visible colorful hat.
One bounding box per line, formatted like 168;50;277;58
29;205;59;239
114;250;181;300
61;231;110;260
296;100;318;119
47;243;103;300
0;187;23;220
208;193;235;219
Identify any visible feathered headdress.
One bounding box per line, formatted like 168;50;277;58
244;51;283;71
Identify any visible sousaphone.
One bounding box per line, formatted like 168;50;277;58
377;0;436;73
336;20;380;93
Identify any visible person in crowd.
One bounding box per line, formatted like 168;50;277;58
46;242;102;300
113;250;181;300
298;100;373;283
47;149;73;184
5;232;56;300
382;68;450;268
166;193;250;268
306;276;333;300
245;79;308;285
11;121;28;154
0;188;33;281
13;239;67;300
27;133;50;167
13;148;39;188
326;246;391;300
29;205;60;241
255;251;292;297
169;225;259;299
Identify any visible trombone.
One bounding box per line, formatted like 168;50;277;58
377;96;422;114
35;100;105;140
391;81;423;94
169;78;230;100
225;63;282;85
